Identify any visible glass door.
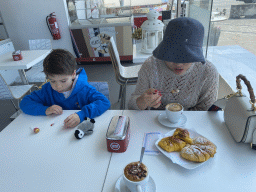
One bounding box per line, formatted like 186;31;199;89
187;0;213;58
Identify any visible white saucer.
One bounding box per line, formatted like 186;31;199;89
158;112;187;128
115;175;156;192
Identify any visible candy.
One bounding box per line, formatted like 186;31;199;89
34;128;40;133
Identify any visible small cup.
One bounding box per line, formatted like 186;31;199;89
165;103;183;124
12;50;23;61
123;162;149;192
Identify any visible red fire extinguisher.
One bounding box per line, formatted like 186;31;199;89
46;12;61;40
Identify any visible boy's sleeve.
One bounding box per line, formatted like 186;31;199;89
20;87;49;116
76;86;111;121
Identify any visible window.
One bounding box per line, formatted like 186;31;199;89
67;0;171;22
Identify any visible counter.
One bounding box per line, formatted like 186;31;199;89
69;17;133;63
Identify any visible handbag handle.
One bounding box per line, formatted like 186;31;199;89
236;74;255;108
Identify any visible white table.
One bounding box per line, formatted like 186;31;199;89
103;110;256;192
0;49;51;84
0;110;123;192
211;16;228;22
2;110;256;192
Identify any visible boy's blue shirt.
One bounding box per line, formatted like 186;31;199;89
20;68;111;121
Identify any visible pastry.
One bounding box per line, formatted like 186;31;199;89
158;136;186;152
180;136;217;162
173;128;193;144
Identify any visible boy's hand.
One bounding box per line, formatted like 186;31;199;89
64;113;80;128
136;88;162;110
45;105;63;115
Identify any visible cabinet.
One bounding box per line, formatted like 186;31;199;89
70;17;133;63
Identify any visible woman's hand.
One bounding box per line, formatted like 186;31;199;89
64;113;81;128
136;88;162;110
45;105;63;115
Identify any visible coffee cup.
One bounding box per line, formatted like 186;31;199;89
165;103;183;123
123;162;149;192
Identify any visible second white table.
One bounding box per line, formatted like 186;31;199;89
0;49;51;84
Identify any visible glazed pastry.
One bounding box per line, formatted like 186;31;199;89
180;136;217;162
158;136;186;152
173;128;193;144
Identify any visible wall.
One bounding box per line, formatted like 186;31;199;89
0;0;75;55
0;14;8;40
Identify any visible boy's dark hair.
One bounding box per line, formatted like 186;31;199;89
43;49;77;76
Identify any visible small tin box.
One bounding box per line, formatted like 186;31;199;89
106;116;130;153
12;50;23;61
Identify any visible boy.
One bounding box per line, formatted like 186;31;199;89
20;49;111;128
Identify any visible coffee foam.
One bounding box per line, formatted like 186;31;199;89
167;103;182;111
124;162;148;182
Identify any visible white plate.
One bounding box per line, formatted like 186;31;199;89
158;112;187;128
155;128;209;169
115;175;156;192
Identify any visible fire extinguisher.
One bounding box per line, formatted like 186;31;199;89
46;12;61;40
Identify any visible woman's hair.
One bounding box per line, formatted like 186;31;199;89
43;49;77;76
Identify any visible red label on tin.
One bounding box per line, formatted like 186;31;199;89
110;142;120;150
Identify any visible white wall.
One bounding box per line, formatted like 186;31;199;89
0;0;75;56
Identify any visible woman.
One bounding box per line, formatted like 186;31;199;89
128;17;219;111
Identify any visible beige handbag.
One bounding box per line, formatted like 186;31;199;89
224;74;256;149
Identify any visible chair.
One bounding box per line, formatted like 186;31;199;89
15;39;52;84
88;81;110;101
0;74;35;118
108;36;142;109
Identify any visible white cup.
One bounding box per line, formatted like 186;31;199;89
165;103;183;124
123;173;149;192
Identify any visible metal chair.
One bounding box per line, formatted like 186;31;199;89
108;36;142;109
0;74;35;118
15;39;52;84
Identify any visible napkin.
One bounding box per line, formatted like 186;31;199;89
143;132;162;155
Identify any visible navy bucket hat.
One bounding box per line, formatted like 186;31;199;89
153;17;205;64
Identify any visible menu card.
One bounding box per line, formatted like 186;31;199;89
143;132;162;155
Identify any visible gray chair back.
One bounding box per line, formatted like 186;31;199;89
29;39;52;70
0;74;13;100
88;82;110;100
29;39;52;50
